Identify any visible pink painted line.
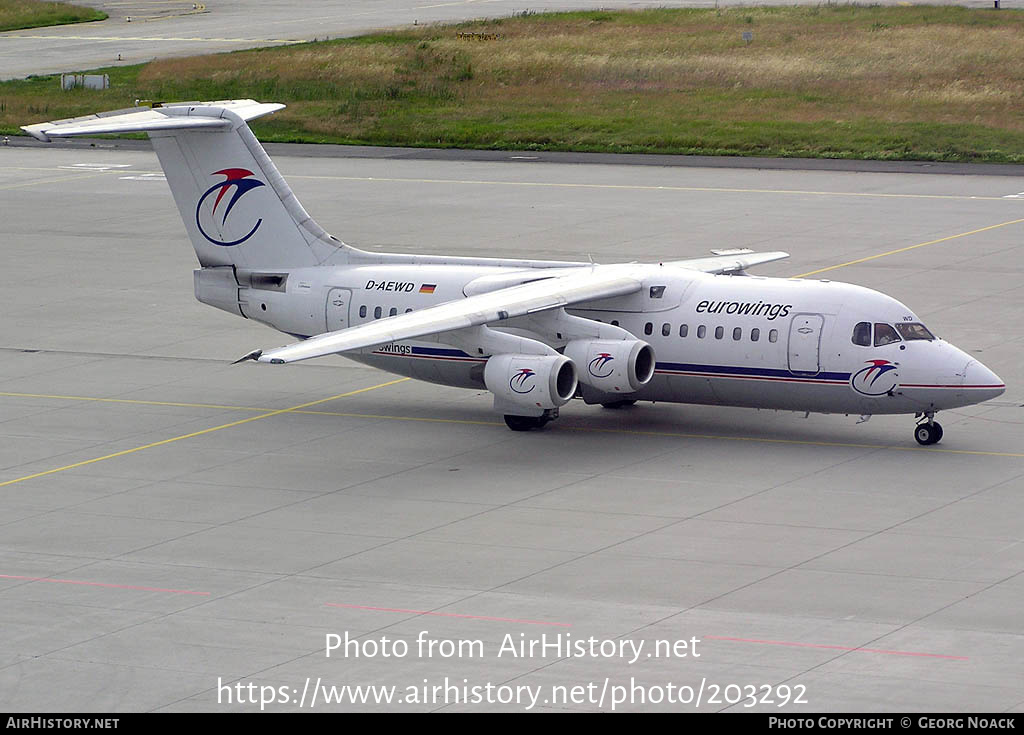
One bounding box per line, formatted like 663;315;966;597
325;602;570;627
0;574;210;596
706;635;967;660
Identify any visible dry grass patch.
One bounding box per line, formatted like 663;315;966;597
6;6;1024;161
0;0;106;32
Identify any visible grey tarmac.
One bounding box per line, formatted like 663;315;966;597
1;142;1022;711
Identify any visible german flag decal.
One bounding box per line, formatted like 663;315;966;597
419;284;437;294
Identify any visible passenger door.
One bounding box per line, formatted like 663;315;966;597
325;288;351;332
788;313;823;375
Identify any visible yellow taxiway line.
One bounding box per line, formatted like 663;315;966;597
792;218;1024;278
0;378;409;488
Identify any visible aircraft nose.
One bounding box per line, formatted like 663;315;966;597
963;360;1005;399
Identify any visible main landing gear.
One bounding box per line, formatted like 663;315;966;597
914;412;943;446
504;408;559;431
600;399;637;409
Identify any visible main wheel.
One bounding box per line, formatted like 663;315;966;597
914;421;943;446
504;415;546;431
600;399;637;409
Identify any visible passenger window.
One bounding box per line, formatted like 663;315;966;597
374;306;382;319
662;323;671;337
733;327;742;341
714;326;724;340
679;324;688;338
644;322;653;336
769;329;778;343
894;322;935;341
874;323;901;346
405;308;413;313
697;325;706;339
852;321;872;346
751;328;760;342
389;307;397;317
359;305;367;318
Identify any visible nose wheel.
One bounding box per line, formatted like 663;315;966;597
914;415;943;446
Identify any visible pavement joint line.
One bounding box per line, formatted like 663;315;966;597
0;391;276;412
559;425;1024;458
324;602;571;627
0;170;114;191
0;574;209;596
0;377;409;488
792;217;1024;278
3;390;1021;458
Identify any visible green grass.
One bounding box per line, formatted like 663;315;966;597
0;0;106;32
6;6;1024;162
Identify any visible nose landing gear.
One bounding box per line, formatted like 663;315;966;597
914;412;943;445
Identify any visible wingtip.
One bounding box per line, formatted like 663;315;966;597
20;125;51;142
232;349;262;364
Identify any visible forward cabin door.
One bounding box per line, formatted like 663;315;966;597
325;288;351;332
788;313;823;375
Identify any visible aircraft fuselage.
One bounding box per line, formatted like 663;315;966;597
226;261;1004;418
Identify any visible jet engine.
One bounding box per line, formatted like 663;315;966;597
483;354;578;415
563;339;655;394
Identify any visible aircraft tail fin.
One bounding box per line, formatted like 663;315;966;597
22;100;345;269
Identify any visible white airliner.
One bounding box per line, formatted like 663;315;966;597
24;100;1005;444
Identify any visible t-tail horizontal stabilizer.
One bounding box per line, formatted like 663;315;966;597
22;100;344;271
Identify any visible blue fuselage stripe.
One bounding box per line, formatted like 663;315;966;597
412;346;473;358
386;347;853;382
655;361;850;382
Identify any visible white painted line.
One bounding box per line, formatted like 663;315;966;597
59;163;132;171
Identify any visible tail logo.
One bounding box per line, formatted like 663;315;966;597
510;368;537;394
851;359;900;396
195;168;265;246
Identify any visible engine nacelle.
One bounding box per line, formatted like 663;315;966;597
484;354;578;415
563;339;655;394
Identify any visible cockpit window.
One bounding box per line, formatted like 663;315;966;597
874;323;901;346
852;322;872;346
894;322;935;341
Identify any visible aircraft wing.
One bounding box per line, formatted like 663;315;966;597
251;266;642;364
669;249;789;274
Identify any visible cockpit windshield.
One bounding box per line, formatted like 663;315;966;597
852;321;936;346
873;323;901;346
894;322;935;341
